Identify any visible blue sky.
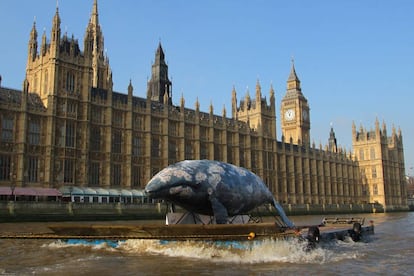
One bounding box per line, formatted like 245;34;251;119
0;0;413;174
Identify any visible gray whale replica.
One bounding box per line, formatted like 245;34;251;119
9;160;374;244
145;160;294;227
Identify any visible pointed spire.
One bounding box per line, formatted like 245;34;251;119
231;86;237;102
148;42;171;104
288;58;299;82
128;79;133;96
195;97;200;111
51;5;61;42
91;0;99;26
255;79;261;99
41;30;47;55
28;20;38;60
155;42;166;65
287;58;301;90
269;83;275;98
30;20;38;41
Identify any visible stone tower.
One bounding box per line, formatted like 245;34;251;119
231;80;277;140
280;61;310;146
25;0;112;108
352;119;407;209
147;43;172;105
328;126;338;153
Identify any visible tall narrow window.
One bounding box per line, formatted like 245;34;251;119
0;155;11;181
151;119;161;134
90;127;101;152
113;111;123;127
91;107;102;124
168;139;177;160
28;157;38;182
359;149;365;161
66;72;75;93
373;184;378;195
43;70;48;95
185;141;194;160
132;165;141;187
151;137;161;157
112;130;122;153
65;121;76;148
372;166;377;178
28;119;41;145
1;116;14;142
64;159;74;183
132;135;141;156
112;164;121;187
89;162;100;186
370;147;376;160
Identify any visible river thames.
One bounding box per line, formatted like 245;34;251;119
0;212;413;275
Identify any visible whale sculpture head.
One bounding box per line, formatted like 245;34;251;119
145;160;294;227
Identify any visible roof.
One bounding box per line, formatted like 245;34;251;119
58;187;146;197
0;87;46;111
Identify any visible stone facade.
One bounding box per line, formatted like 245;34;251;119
0;0;407;210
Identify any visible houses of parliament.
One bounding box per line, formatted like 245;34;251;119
0;1;408;210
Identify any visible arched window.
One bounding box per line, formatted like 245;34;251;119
43;70;48;95
66;72;75;93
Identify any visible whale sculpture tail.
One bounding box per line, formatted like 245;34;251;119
272;198;295;228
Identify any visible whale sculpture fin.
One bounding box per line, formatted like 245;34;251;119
272;198;295;228
210;195;229;224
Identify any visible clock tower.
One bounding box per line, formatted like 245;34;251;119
280;61;310;146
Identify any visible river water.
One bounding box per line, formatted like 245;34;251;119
0;212;413;275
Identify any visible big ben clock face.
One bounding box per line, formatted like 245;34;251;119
285;109;295;121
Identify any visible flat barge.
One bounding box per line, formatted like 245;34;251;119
0;217;374;243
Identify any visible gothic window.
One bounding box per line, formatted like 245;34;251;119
28;119;41;145
185;124;193;139
151;137;161;157
151;119;161;134
214;145;222;161
200;127;208;141
66;72;75;93
373;184;378;195
372;166;377;178
132;135;142;156
112;130;122;153
370;147;376;160
168;139;177;160
91;107;102;124
65;121;76;148
133;115;143;130
132;166;142;188
64;159;74;183
240;149;245;167
0;155;11;181
359;149;365;161
28;156;38;182
89;162;100;186
169;122;178;136
67;101;77;115
90;127;101;152
1;116;14;142
185;141;194;160
112;164;121;187
200;143;208;160
43;70;48;95
214;130;221;143
113;111;123;127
